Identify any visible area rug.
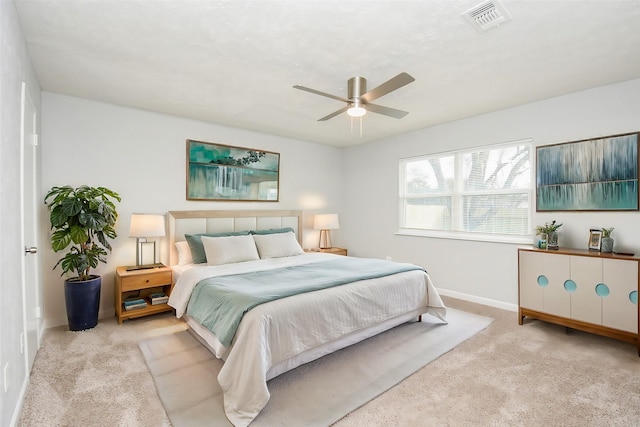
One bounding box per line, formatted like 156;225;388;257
139;308;492;427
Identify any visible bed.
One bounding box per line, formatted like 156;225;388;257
166;210;447;426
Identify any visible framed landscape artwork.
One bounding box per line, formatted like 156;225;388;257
186;139;280;201
536;132;639;211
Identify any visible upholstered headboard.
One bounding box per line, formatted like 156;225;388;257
167;210;303;266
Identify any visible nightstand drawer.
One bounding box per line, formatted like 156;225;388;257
120;271;172;292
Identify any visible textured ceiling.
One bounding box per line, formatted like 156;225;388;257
14;0;640;147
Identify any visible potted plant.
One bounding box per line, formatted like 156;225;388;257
45;185;121;331
535;220;562;250
601;227;614;253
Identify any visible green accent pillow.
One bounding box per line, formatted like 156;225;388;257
185;231;251;264
250;227;295;235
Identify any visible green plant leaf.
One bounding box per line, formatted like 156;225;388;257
79;211;105;230
51;229;71;252
60;197;82;217
69;224;88;244
49;206;69;228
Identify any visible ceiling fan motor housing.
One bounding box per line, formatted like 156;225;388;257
348;76;367;101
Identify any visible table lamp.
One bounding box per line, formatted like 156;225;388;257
128;213;165;270
313;213;340;249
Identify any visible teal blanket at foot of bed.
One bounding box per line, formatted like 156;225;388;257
186;257;424;346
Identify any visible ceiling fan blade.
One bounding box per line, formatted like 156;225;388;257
360;72;415;103
365;103;410;119
293;85;350;103
318;105;349;121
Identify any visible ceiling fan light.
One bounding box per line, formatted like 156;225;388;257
347;105;366;117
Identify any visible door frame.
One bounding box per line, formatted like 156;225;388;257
20;81;42;371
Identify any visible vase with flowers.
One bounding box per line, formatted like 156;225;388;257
535;220;562;250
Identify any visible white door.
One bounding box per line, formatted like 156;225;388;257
21;82;40;370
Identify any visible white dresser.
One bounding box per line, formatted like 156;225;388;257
518;247;639;355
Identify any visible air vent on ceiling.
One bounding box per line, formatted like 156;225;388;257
462;0;512;32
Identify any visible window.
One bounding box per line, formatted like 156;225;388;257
399;140;532;242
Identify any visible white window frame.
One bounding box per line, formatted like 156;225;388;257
398;139;534;244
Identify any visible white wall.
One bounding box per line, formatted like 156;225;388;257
0;1;42;426
40;93;344;327
342;78;640;308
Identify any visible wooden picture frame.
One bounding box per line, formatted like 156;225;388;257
186;139;280;201
536;132;639;211
588;229;602;251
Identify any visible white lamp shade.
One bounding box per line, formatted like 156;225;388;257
313;213;340;230
129;214;166;238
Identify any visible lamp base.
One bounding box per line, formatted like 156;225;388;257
125;263;165;271
319;229;332;249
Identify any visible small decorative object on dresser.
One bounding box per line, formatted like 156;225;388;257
535;220;562;250
588;228;603;251
601;227;615;253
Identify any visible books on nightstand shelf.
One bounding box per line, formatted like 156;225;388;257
124;298;148;311
150;292;169;305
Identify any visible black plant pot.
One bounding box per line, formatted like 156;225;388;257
64;275;101;331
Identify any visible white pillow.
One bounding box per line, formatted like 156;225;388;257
201;235;260;266
175;241;193;265
252;231;304;259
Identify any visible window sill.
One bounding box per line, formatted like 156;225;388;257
395;229;533;245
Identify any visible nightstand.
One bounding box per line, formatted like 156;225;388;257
306;247;348;256
114;266;174;324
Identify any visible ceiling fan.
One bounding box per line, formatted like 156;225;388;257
293;72;415;121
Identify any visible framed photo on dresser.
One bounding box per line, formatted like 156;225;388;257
588;229;602;251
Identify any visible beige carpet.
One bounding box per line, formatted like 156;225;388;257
138;309;491;427
18;296;640;426
19;313;186;426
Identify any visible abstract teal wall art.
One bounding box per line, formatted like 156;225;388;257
536;132;639;211
187;140;280;201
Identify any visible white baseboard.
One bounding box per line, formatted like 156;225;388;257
100;307;116;320
44;316;68;329
437;288;518;312
43;307;117;330
10;374;29;427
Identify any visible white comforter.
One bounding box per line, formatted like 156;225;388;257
169;253;446;426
